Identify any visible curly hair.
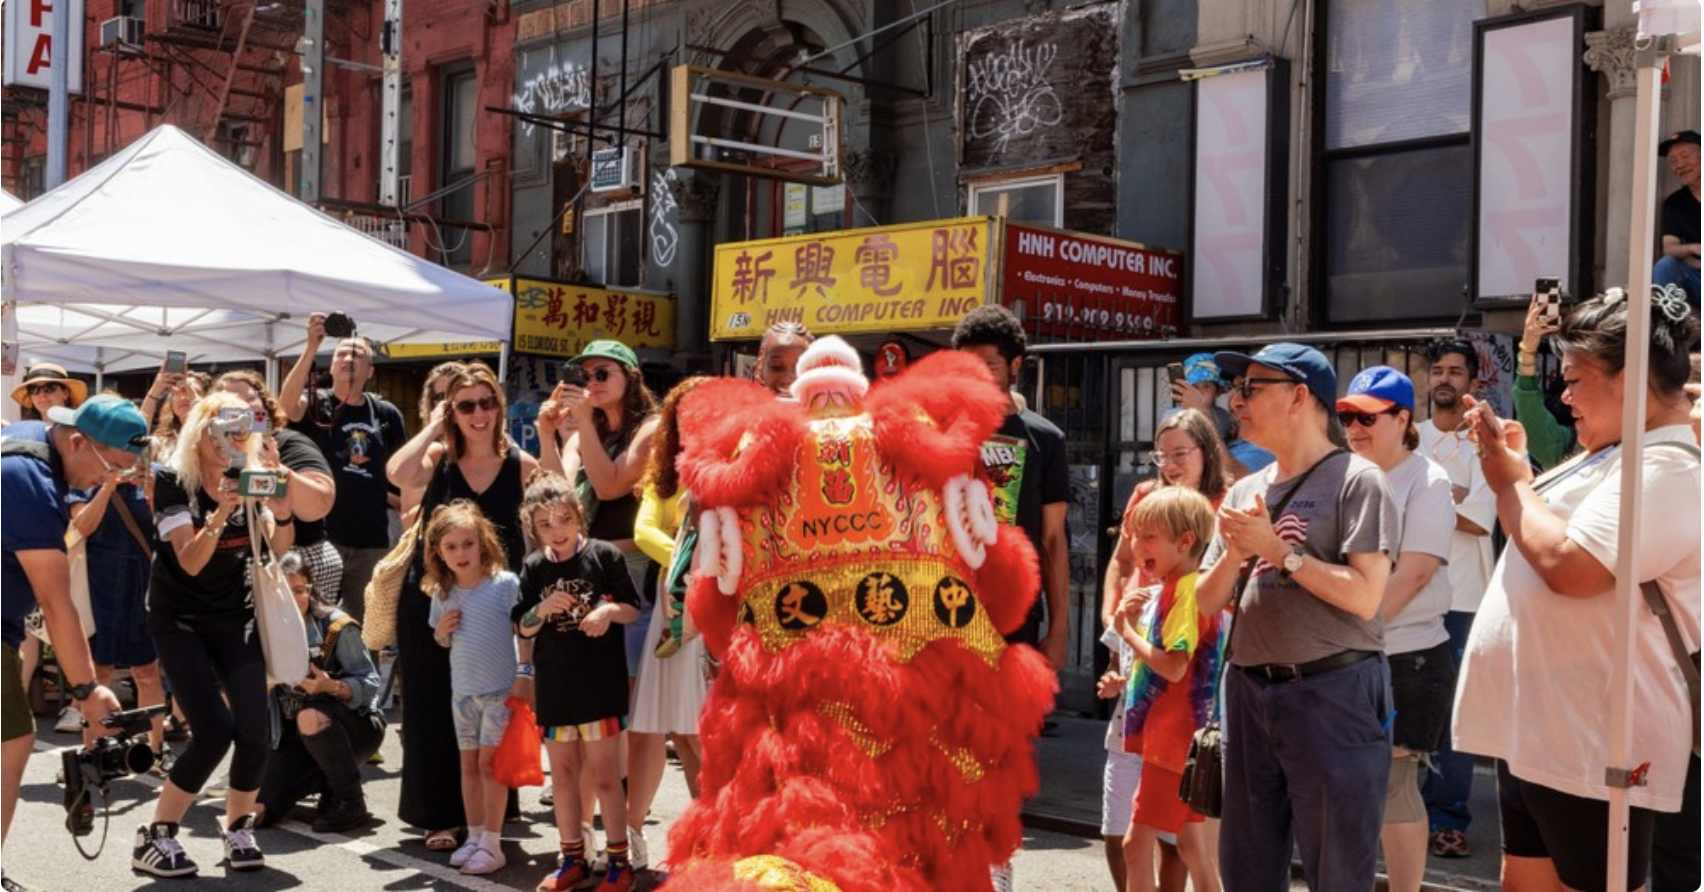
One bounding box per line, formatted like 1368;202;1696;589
443;362;510;460
518;470;586;550
641;376;711;499
421;499;509;597
951;305;1027;363
214;370;286;432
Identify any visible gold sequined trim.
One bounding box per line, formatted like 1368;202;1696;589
930;732;988;784
731;855;842;892
818;701;892;759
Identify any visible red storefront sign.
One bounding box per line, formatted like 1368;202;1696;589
1001;223;1183;340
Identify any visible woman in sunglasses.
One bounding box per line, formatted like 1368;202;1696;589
10;363;86;421
386;361;538;852
399;362;468;520
1335;367;1456;892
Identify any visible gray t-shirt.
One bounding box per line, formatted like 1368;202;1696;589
1206;450;1398;666
427;570;520;696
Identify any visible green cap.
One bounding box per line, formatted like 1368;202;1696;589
46;395;150;454
566;340;640;370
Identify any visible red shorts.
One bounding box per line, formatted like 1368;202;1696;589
1131;764;1204;835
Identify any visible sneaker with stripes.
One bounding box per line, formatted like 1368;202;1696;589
221;813;265;870
132;822;198;878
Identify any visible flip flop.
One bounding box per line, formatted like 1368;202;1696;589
424;828;462;852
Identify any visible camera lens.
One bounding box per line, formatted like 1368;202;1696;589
324;312;355;339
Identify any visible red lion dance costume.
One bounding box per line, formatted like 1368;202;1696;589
665;336;1058;892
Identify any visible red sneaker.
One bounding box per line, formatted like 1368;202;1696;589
1430;829;1470;859
537;855;595;891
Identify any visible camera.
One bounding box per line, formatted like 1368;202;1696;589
238;469;288;498
323;312;356;339
562;364;588;388
60;705;167;836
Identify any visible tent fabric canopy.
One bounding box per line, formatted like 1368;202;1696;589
1;125;511;373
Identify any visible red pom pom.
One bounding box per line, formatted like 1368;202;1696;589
679;380;805;510
866;351;1007;491
976;525;1041;635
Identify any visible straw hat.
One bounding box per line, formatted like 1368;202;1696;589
11;363;88;408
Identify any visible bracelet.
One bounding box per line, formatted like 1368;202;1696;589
516;664;535;679
274;515;295;526
147;391;166;402
1518;345;1537;358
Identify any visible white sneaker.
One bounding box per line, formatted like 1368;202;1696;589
990;862;1014;892
626;826;649;870
54;705;83;734
448;835;483;868
539;784;554;806
460;843;505;875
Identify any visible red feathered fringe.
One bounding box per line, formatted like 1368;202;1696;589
866;351;1007;492
677;379;806;510
975;525;1042;636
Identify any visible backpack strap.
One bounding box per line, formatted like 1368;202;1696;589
321;613;359;666
0;437;52;463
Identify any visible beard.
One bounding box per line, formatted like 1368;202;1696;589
1431;387;1461;409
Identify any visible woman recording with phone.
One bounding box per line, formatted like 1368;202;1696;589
133;393;295;878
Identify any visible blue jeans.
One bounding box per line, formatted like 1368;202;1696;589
1422;610;1476;832
1653;256;1701;311
1220;654;1393;892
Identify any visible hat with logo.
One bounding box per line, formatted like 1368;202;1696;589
565;340;640;371
10;363;88;408
1336;365;1415;414
1182;353;1228;388
1214;343;1339;413
46;395;150;454
1659;129;1700;157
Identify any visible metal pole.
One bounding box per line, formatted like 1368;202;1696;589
379;0;403;208
300;0;326;203
46;0;71;187
1604;35;1666;892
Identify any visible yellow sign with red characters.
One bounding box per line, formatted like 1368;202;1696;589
491;277;676;358
710;217;998;340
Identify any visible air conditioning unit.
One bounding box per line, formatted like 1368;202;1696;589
589;148;636;193
99;16;144;50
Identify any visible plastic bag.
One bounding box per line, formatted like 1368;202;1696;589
492;696;545;788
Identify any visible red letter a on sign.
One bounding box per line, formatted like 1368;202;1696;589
27;34;53;75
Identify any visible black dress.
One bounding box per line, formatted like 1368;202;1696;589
395;448;526;831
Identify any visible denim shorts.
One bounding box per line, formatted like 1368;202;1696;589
1388;640;1455;753
450;690;510;750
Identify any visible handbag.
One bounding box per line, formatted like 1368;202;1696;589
362;461;448;650
1178;449;1344;818
492;697;546;787
248;501;311;686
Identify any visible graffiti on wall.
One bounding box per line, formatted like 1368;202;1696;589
514;60;591;136
965;40;1064;160
649;167;679;267
957;5;1117;172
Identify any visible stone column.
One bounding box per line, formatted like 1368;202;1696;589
671;171;721;354
844;148;896;228
1585;24;1639;290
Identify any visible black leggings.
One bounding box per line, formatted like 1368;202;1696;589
153;622;270;793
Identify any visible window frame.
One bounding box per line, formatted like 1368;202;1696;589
968;173;1065;227
582;200;644;288
437;64;478;267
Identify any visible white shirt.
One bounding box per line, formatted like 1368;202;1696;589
1417;419;1497;613
1381;451;1455;654
1454;426;1701;812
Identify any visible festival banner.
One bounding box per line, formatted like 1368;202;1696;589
495;277;676;358
710;217;997;340
379;340;502;359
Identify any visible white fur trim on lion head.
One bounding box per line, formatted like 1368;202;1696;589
790;335;869;406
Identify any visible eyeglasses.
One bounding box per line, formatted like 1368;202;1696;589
1429;420;1475;463
1146;446;1201;466
1231;378;1295;400
1339;409;1399;428
92;446;144;480
453;394;500;415
25;382;64;396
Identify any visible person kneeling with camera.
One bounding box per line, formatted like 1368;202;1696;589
254;552;384;835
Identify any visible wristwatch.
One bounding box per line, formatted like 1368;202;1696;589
67;680;98;703
1282;547;1306;575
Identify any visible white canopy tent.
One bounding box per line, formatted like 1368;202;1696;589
0;191;21;214
0;125;512;382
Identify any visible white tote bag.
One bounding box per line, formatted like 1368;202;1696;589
247;503;310;687
29;530;97;646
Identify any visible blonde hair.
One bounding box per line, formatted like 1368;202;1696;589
172;391;263;496
519;470;586;551
421;500;508;597
443;362;510;461
1131;486;1216;561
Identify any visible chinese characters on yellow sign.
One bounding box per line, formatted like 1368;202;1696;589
490;277;676;358
710;217;996;340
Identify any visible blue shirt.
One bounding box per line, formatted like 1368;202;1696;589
428;571;520;696
67;481;152;557
1;423;69;648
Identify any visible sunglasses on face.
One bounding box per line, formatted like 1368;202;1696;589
1231;378;1295;400
587;367;616;384
26;382;64;396
453;394;500;415
1340;409;1399;428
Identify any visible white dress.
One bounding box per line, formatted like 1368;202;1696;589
628;590;711;735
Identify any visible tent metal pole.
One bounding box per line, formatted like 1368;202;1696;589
498;342;510;384
1604;34;1666;892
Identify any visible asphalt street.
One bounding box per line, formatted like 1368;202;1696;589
2;715;1124;891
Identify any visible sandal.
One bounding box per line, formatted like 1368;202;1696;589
424;828;462;852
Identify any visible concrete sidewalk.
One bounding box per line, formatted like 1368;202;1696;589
1022;714;1502;891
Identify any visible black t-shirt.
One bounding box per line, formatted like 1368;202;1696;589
273;428;332;546
291;391;408;549
148;469;255;632
1662;187;1700;250
978;409;1069;628
513;539;640;727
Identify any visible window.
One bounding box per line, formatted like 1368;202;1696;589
397;84;414;205
1318;0;1484;322
969;174;1063;227
584;202;642;287
438;66;477;267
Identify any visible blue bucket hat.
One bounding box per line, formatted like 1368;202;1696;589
1182;353;1228;388
1214;343;1339;413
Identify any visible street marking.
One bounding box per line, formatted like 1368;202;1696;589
33;740;508;891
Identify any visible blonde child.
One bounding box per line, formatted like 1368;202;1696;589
423;500;523;876
1116;487;1225;892
516;473;641;892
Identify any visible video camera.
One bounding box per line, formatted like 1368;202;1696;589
211;406;263;478
60;705;168;837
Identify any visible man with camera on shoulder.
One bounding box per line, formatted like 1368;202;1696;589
2;397;145;887
279;313;409;624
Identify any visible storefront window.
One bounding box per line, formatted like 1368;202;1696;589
969;175;1062;227
1319;0;1483;323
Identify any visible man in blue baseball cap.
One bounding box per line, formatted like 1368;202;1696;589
1195;343;1401;891
2;395;145;864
